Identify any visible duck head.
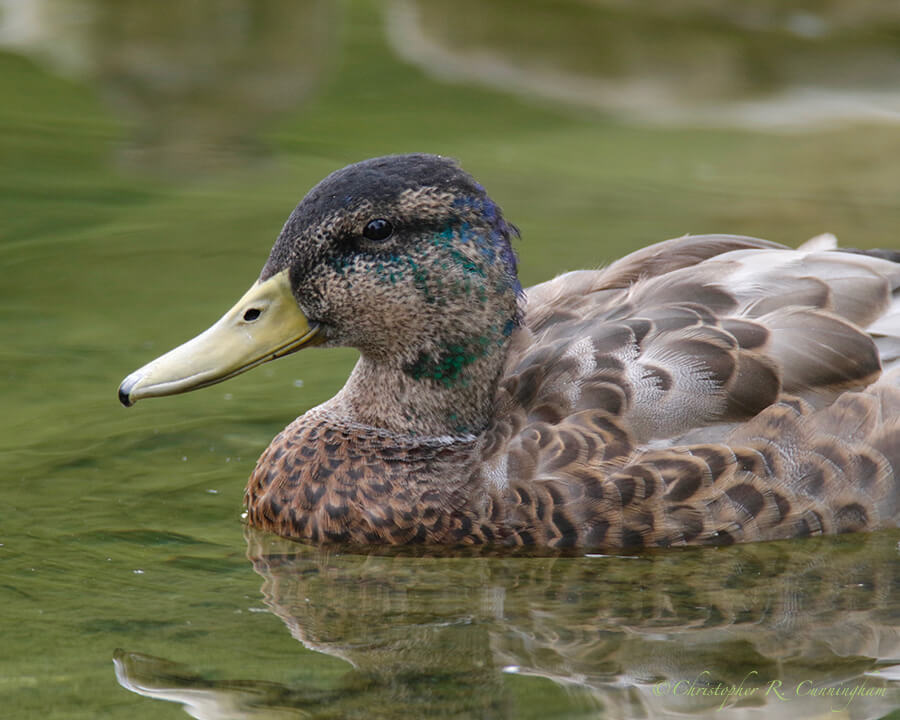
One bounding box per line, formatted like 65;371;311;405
118;154;522;435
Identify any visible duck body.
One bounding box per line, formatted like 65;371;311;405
120;154;900;549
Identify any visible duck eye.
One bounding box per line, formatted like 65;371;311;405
362;218;393;241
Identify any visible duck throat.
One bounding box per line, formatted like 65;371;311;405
329;330;513;438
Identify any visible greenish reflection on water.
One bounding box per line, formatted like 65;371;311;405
1;1;899;718
112;529;900;719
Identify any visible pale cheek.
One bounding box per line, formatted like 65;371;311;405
322;277;425;348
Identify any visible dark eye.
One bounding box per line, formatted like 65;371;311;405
362;218;393;241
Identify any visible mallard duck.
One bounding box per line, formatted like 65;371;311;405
118;154;900;549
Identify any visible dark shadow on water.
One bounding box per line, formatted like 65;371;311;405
114;528;900;718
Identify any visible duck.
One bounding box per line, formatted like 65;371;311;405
118;153;900;549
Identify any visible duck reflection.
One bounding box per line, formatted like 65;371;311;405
115;529;900;718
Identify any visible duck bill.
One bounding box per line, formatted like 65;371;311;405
118;269;321;407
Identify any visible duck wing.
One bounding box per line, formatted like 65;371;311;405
482;234;900;547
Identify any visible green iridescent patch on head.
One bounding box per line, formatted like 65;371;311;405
360;223;498;307
327;254;350;276
372;253;406;286
430;223;486;277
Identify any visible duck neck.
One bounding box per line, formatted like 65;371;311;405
327;331;513;439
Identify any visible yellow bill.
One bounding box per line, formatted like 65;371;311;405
118;269;321;406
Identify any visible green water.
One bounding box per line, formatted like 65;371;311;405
2;1;899;718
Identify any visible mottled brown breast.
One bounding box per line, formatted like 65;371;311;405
245;411;508;545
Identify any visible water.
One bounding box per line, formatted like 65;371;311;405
2;1;899;718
